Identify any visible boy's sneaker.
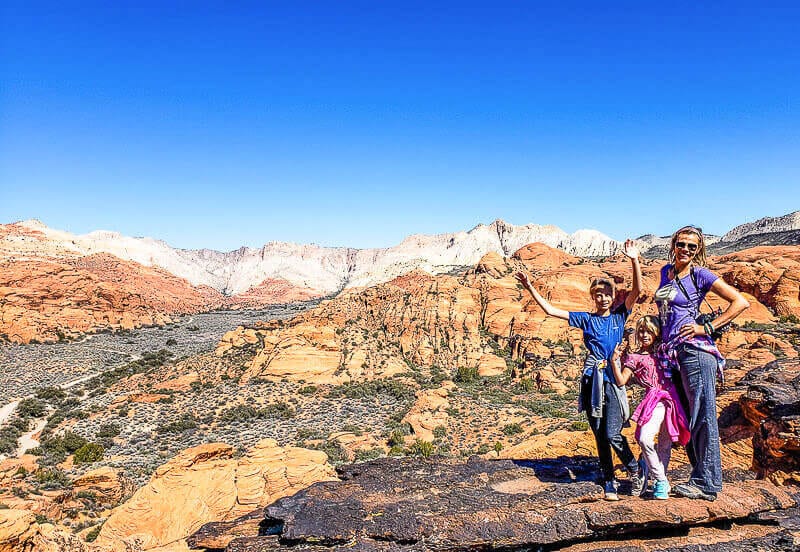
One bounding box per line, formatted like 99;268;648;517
653;479;670;500
629;465;645;497
672;483;717;502
603;480;619;501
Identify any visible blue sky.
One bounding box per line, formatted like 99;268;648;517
1;2;798;251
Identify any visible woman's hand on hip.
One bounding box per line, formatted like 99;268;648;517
678;323;706;339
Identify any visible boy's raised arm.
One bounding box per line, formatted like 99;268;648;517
515;272;570;320
623;238;642;311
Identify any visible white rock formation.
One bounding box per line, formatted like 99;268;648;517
4;219;622;296
721;211;800;242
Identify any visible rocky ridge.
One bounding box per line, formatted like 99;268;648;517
2;219;623;296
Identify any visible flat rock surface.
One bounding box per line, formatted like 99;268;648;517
190;456;798;551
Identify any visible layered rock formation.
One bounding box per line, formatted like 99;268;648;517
188;456;799;551
94;439;336;552
0;253;224;343
216;243;791;386
739;359;800;485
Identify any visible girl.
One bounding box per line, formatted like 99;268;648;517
655;225;749;501
611;315;690;500
515;239;643;501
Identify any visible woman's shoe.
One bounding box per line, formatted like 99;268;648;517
672;483;717;501
653;479;670;500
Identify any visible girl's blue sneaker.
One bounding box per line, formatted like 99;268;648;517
653;479;670;500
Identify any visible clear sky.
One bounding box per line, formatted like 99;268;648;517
1;1;798;251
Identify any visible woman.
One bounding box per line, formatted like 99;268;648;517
654;225;749;501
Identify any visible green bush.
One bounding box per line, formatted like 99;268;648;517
409;440;435;458
354;448;383;462
155;414;198;434
17;398;46;419
34;468;71;490
62;431;88;453
85;524;102;542
570;421;589;431
454;366;480;384
73;442;104;464
35;387;67;404
328;379;415;401
298;385;318;395
502;423;524;435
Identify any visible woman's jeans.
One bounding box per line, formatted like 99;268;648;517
672;342;723;494
581;376;638;482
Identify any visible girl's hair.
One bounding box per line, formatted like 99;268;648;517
635;315;661;351
589;276;615;296
668;225;708;267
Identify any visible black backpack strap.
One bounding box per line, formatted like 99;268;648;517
689;266;716;313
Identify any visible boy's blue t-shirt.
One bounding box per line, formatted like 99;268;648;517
568;305;629;380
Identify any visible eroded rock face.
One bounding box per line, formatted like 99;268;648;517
216;244;795;390
0;509;38;552
72;467;134;507
95;440;336;552
739;359;800;485
0;254;224;344
189;456;798;551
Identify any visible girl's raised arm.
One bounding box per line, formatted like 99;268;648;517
610;343;633;386
515;272;569;320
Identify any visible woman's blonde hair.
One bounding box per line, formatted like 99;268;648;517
668;225;708;267
634;315;661;352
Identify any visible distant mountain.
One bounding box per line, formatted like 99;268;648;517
2;219;622;296
3;211;798;299
638;210;800;259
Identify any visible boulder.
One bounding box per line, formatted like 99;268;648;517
95;440;336;552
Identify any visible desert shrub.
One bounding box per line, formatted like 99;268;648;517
74;442;104;464
432;425;447;439
155;414;197;434
476;443;491;454
96;423;121;445
454;366;480;384
386;429;407;448
298;385;318;395
408;440;434;458
310;441;348;464
219;404;260;422
494;442;503;453
62;431;88;453
17;398;47;419
570;421;589;431
354;448;383;462
35;387;67;404
85;524;102;542
262;401;295;419
515;378;536;393
780;314;800;324
328;379;415;402
34;468;71;490
502;423;524;435
341;424;363;435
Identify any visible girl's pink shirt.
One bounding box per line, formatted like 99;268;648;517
623;351;690;445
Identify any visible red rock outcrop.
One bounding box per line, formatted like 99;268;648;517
228;278;325;308
217;244;797;388
0;254;224;344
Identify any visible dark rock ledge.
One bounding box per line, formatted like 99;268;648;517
189;456;799;552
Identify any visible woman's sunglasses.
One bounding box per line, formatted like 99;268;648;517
675;241;699;252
